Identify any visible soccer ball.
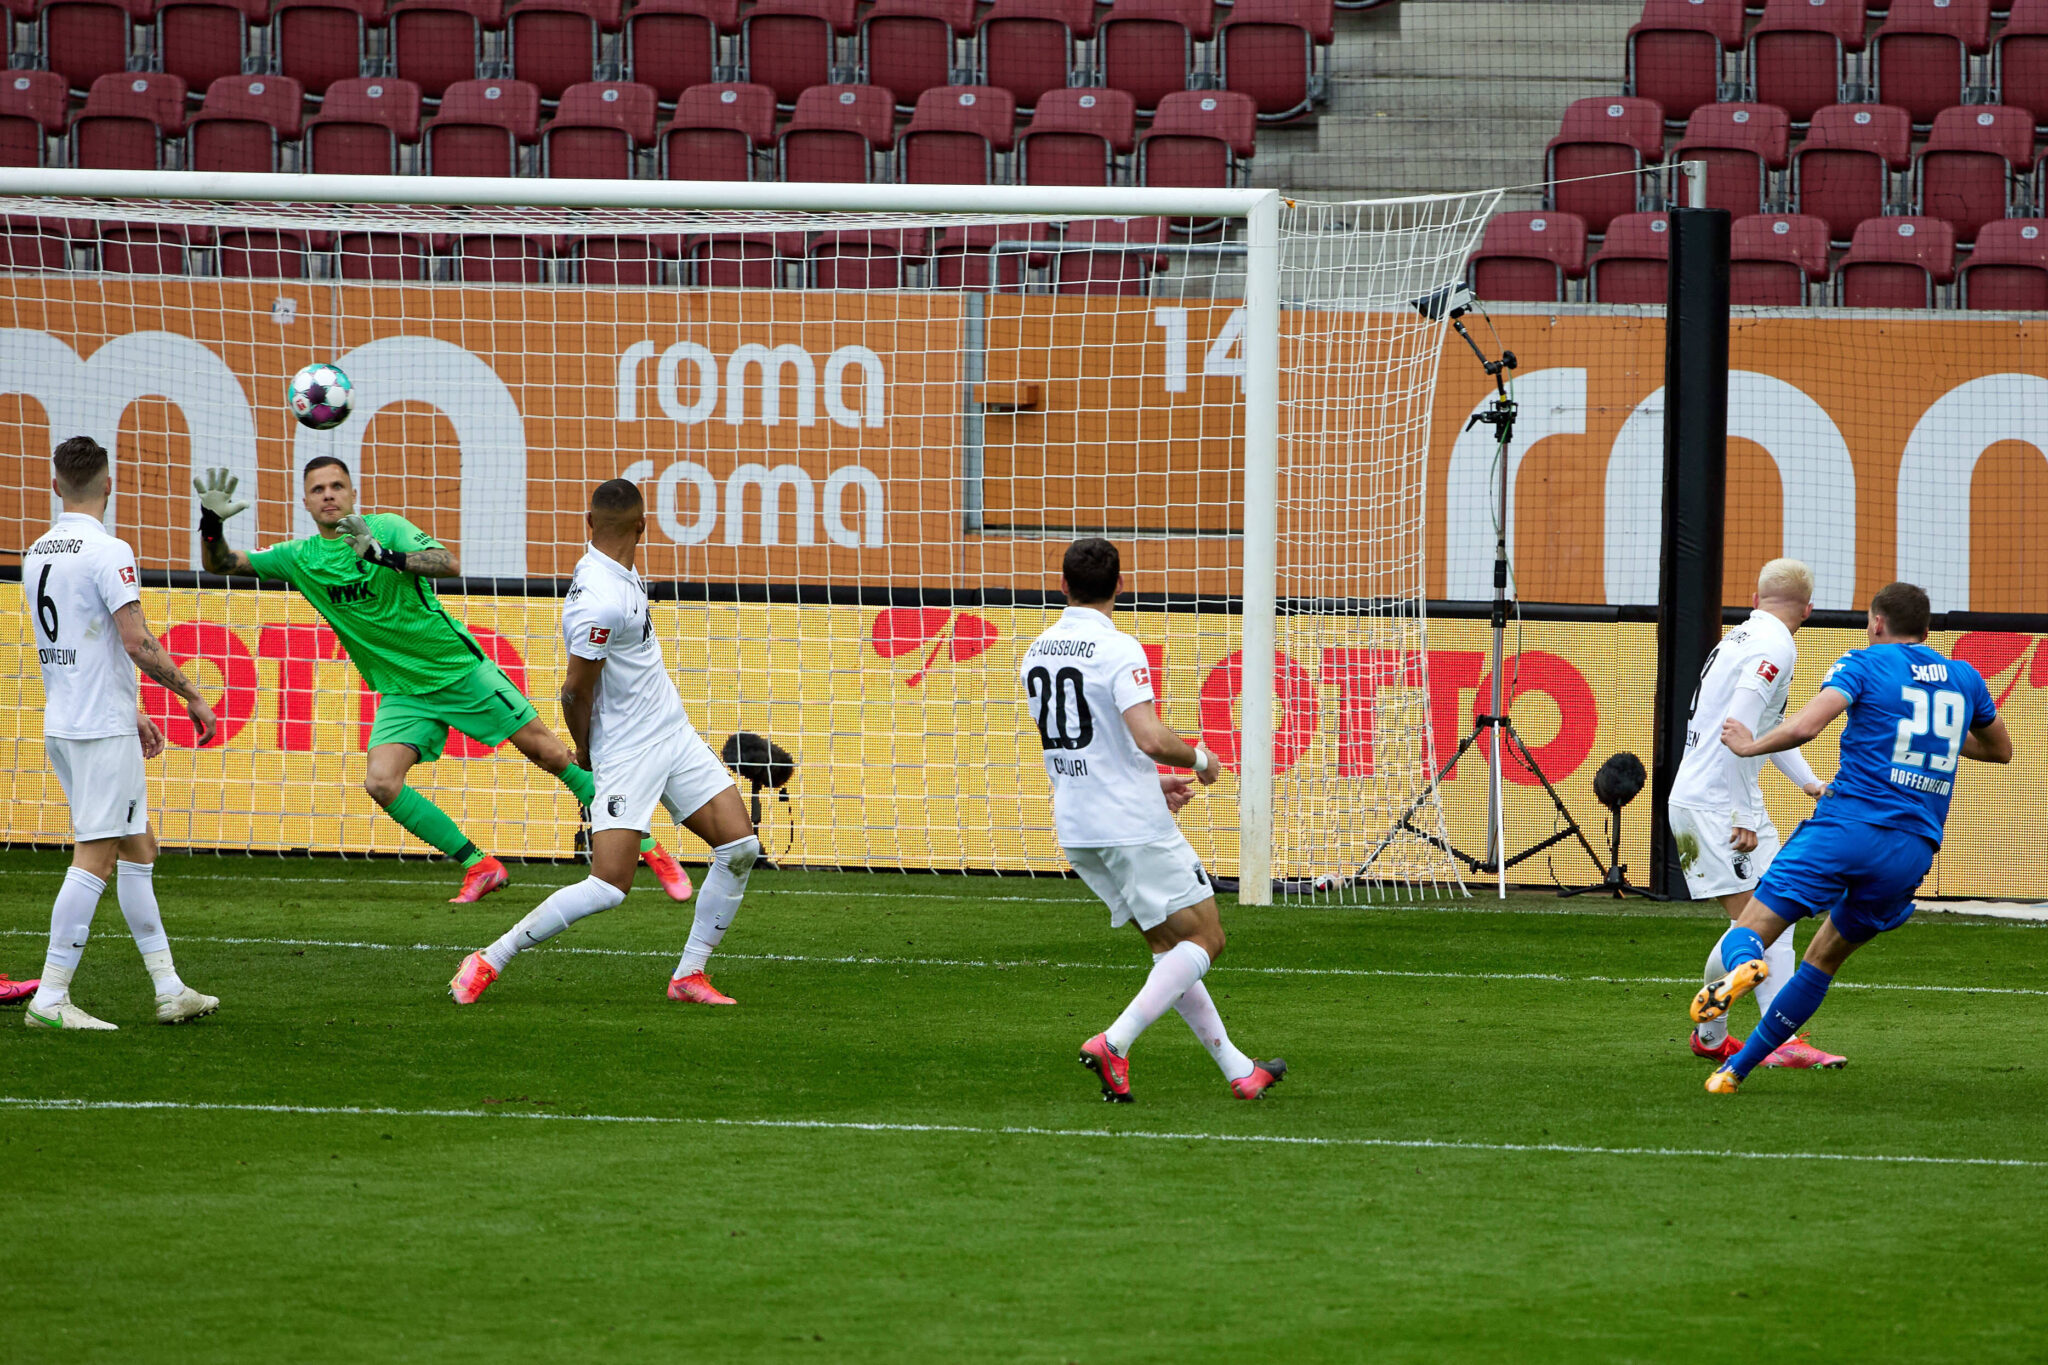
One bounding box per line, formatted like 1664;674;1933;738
288;363;354;430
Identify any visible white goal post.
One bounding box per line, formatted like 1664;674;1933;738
0;169;1494;902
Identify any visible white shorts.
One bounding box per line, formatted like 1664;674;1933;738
1668;803;1780;900
590;728;736;835
1064;831;1215;931
46;734;148;842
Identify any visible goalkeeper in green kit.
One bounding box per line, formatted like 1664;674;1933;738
194;458;696;905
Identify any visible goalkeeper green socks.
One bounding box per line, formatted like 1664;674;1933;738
559;763;658;853
384;786;485;870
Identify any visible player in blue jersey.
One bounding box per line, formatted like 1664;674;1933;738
1691;582;2012;1094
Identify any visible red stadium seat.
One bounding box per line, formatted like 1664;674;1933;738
899;84;1015;184
1019;87;1136;186
42;0;154;96
1873;0;1990;127
390;0;502;100
425;78;540;176
743;0;858;107
1628;0;1747;126
303;76;421;175
934;219;1049;289
1545;96;1665;236
0;72;72;168
663;81;775;178
576;234;682;284
780;82;895;181
1671;102;1791;215
1467;210;1589;303
861;0;976;111
1837;214;1956;305
158;0;268;94
1748;0;1864;123
1959;216;2048;306
544;80;657;177
1729;212;1829;303
1139;90;1257;189
1099;0;1208;115
685;231;799;285
0;227;74;269
809;226;931;287
72;73;188;171
1588;210;1671;303
1917;104;2032;243
1055;215;1169;294
1994;0;2048;128
1219;0;1332;122
98;224;190;273
274;0;385;98
626;0;739;105
458;234;550;282
188;75;305;173
1792;103;1913;243
979;0;1094;114
217;228;310;278
510;0;622;101
338;231;431;278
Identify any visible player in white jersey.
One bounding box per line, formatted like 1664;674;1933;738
1668;558;1842;1069
1022;538;1285;1103
450;479;759;1006
20;437;221;1031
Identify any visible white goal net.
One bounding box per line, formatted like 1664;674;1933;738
0;174;1492;901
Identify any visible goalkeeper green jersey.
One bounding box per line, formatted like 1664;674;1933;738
245;513;486;696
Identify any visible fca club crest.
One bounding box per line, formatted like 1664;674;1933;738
606;796;625;817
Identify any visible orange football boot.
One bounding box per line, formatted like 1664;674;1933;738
449;856;511;904
1079;1033;1133;1103
1692;958;1769;1025
1705;1064;1743;1095
449;952;499;1004
642;845;695;902
667;971;735;1005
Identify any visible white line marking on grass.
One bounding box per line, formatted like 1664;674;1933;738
2;927;2041;998
1;1096;2041;1171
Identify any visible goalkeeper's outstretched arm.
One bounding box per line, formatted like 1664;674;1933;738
194;467;263;579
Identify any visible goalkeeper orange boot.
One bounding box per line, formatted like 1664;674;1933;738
642;845;695;902
0;974;37;1004
449;952;498;1004
1691;1029;1743;1062
1079;1033;1132;1103
667;971;735;1005
1691;958;1769;1025
1229;1058;1288;1099
449;856;511;905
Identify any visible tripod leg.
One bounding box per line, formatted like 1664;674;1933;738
1500;720;1610;876
1355;726;1489;880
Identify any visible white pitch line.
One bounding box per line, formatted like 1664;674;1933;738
1;1096;2041;1171
1;926;2041;998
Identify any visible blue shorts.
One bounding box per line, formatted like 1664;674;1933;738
1752;817;1934;944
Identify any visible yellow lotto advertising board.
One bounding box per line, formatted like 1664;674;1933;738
4;586;2042;899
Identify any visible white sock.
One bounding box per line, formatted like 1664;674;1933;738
674;835;758;979
1105;940;1211;1056
32;867;105;1011
1696;940;1730;1047
481;876;626;972
1755;922;1797;1019
1171;972;1255;1082
117;860;184;996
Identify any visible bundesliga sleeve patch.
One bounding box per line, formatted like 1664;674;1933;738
588;626;611;646
1131;667;1150;689
1755;660;1779;683
119;565;136;585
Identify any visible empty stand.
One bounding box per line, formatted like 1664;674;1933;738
626;0;739;104
0;72;72;168
862;0;976;110
511;0;623;101
1628;0;1748;126
390;0;502;100
1219;0;1332;122
337;230;431;278
1055;215;1169;294
1671;102;1791;214
1959;216;2048;306
217;228;310;277
1467;211;1590;303
1918;104;2032;243
1793;103;1914;242
1139;91;1257;189
1873;0;1991;127
899;83;1015;183
98;225;191;273
1588;210;1671;302
1994;0;2048;128
1729;211;1829;303
578;234;682;283
72;73;188;171
744;0;859;107
188;74;306;173
934;219;1048;289
544;80;656;176
1748;0;1865;123
1545;96;1665;236
159;0;269;94
426;77;540;175
1099;0;1208;115
663;80;775;178
1837;214;1957;304
458;233;550;281
0;226;74;269
274;0;385;98
779;82;895;180
303;76;421;174
685;230;797;285
42;0;154;96
1019;87;1136;186
979;0;1093;114
809;225;931;287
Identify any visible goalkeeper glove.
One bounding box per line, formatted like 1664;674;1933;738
192;467;251;545
336;513;408;572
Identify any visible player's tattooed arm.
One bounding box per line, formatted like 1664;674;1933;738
198;535;255;578
114;603;219;747
398;545;459;578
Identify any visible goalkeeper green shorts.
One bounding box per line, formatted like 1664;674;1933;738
367;659;538;763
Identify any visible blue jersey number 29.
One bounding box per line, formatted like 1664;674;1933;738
1892;686;1966;773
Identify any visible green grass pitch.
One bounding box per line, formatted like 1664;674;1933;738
3;847;2045;1363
